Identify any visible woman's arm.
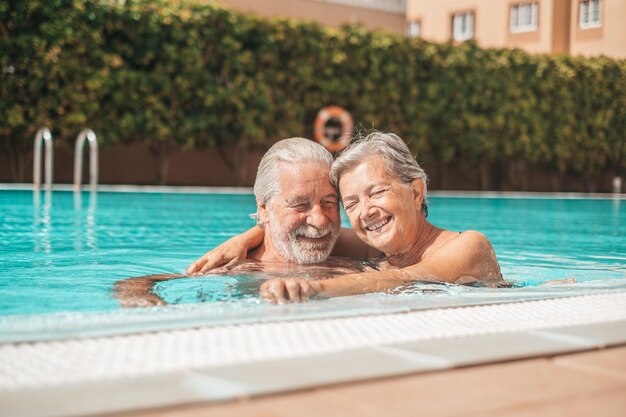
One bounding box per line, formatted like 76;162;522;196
186;226;265;275
260;231;504;303
259;269;412;304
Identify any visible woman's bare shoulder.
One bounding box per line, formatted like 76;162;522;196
427;229;490;253
454;230;493;249
431;230;498;269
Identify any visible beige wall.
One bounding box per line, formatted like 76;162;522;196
220;0;407;34
408;0;625;58
407;0;561;54
550;0;571;54
569;0;626;58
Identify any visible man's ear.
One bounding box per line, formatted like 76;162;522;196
257;200;269;225
411;179;425;209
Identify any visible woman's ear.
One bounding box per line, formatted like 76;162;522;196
411;179;425;209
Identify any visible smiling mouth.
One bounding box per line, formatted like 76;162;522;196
297;235;329;242
295;231;331;243
364;217;390;232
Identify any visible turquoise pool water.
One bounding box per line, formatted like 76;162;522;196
1;189;625;317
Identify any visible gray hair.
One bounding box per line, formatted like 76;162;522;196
329;131;429;217
253;138;334;222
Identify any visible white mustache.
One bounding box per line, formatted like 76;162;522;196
292;224;333;239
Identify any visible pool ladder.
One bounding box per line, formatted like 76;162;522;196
32;127;99;190
73;129;98;190
33;127;53;190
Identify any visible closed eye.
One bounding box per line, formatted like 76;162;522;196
371;188;387;197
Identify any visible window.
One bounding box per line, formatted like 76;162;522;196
579;0;601;29
452;12;474;41
406;20;421;38
510;2;539;33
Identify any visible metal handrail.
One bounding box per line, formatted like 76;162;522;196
73;129;98;190
33;127;53;190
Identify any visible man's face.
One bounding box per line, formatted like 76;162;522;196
261;162;340;264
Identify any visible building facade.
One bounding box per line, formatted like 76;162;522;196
406;0;626;58
220;1;624;58
568;0;626;57
220;0;407;34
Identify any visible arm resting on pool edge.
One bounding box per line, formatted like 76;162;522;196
114;273;184;307
260;231;505;304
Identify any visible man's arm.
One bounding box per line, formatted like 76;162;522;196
186;226;265;275
113;273;184;307
186;226;382;275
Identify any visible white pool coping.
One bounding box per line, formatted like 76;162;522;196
1;291;625;417
1;183;625;199
2;280;625;344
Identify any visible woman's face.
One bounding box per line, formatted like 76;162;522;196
338;156;425;256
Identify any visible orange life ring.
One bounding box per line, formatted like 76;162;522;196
313;105;353;153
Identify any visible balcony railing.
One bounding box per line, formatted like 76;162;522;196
314;0;406;14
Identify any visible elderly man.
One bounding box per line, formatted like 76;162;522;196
190;137;340;269
115;138;361;307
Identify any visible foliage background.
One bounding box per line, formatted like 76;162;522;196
1;0;624;189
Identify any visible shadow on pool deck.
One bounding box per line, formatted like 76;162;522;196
115;346;626;417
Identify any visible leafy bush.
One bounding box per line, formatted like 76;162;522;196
1;0;624;187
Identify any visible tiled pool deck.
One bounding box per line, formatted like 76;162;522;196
1;292;625;417
117;346;626;417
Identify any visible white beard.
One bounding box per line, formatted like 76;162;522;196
268;221;338;264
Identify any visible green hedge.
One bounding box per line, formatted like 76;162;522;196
1;0;625;187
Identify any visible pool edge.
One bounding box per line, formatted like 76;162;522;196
1;291;625;417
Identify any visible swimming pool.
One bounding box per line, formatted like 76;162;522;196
1;187;625;342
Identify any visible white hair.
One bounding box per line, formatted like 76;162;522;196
252;138;334;222
329;131;429;217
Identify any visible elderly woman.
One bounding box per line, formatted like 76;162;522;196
188;132;505;303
